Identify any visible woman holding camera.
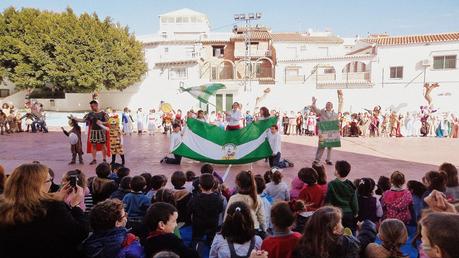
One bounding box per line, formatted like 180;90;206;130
0;163;89;258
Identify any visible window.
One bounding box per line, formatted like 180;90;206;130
176;17;183;23
183;17;189;23
0;89;10;98
286;67;300;77
211;66;218;80
161;32;167;39
433;55;456;69
161;17;167;23
169;68;187;80
300;45;307;51
390;66;403;79
164;47;169;53
191;16;197;23
225;94;233;112
212;46;225;57
216;94;223;112
167;17;174;23
324;68;335;74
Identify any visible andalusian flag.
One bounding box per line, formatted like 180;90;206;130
179;83;225;105
318;120;341;148
173;117;277;164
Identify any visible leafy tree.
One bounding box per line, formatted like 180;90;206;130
0;7;147;93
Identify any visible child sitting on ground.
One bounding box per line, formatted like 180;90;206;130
82;199;144;258
407;180;427;222
185;170;196;192
254;175;272;233
143;202;199;258
289;176;305;201
298;167;326;211
381;171;413;224
261;202;301;258
292;206;376;258
365;218;408;258
356;177;382;224
123;176;150;223
264;170;290;202
289;200;311;234
110;176;132;201
189;174;224;248
325;160;359;232
147;175;166;200
171;171;192;224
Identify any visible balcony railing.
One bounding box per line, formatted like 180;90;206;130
234;48;272;58
316;73;336;81
342;72;370;81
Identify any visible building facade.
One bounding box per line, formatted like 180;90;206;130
1;8;458;114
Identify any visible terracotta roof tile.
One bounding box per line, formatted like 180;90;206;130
364;32;459;45
231;30;272;41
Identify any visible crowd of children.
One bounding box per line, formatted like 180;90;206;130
0;159;458;258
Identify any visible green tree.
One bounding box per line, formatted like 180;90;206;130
0;7;147;93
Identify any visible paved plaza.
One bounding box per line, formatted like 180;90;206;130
1;132;457;186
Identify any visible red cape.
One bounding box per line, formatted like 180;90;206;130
86;121;111;156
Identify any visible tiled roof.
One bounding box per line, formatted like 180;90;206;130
346;46;375;55
231;30;272;41
271;33;344;44
363;32;459;45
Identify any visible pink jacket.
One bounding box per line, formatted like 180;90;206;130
381;189;413;224
290;177;305;200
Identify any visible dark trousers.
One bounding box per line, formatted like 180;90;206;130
342;211;357;233
283;124;289;135
296;125;302;135
268;152;281;168
165;154;182;164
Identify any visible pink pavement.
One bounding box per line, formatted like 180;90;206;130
1;132;457;187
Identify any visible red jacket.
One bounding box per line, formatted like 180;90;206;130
298;184;326;211
261;232;301;258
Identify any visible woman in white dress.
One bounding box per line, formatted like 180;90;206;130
147;109;157;135
136;108;145;134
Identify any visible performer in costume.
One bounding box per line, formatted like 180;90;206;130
122;107;131;135
136;108;145;135
71;100;110;165
108;113;125;165
310;96;340;165
147;109;158;135
61;118;84;165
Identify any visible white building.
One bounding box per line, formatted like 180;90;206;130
1;8;458;115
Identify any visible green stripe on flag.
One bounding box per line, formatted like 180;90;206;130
318;120;341;148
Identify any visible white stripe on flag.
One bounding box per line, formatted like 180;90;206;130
177;127;269;160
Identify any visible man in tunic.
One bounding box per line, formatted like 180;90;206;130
72;100;110;165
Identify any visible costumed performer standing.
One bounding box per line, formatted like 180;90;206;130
108;112;125;165
310;96;339;166
71;100;110;165
225;102;242;130
61;117;84;165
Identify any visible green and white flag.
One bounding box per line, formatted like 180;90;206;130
318;120;341;148
173;117;277;164
179;83;225;105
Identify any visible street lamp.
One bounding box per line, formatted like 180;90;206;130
233;12;262;92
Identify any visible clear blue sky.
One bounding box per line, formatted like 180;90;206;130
1;0;458;37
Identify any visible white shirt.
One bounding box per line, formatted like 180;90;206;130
169;131;182;152
209;234;262;258
267;131;281;154
228;110;242;126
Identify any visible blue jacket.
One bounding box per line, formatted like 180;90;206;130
123;192;150;219
82;227;145;258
